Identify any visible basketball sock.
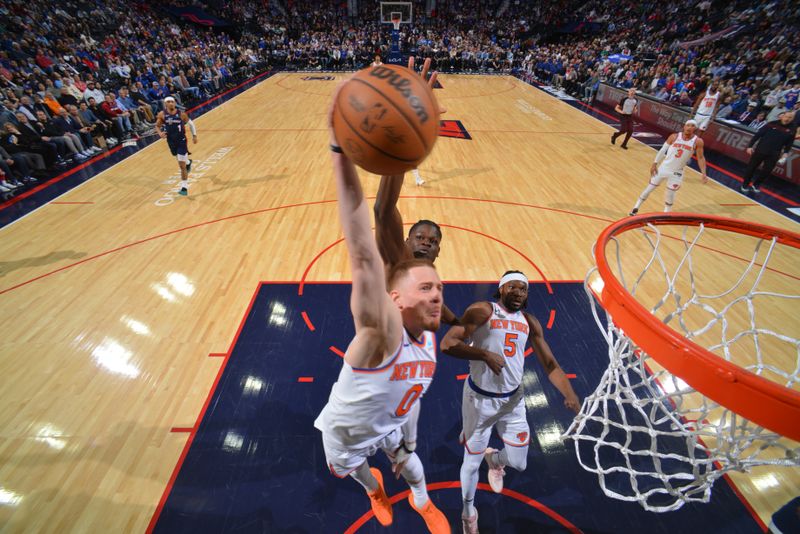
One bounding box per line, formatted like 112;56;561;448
180;180;188;190
400;452;429;508
634;183;657;209
664;189;676;212
350;461;379;493
460;449;483;517
413;168;424;185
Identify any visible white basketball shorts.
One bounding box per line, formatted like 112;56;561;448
321;426;404;478
460;379;530;455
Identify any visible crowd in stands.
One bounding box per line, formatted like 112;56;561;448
0;0;268;195
1;0;797;196
516;0;800;131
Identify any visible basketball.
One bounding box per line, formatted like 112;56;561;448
332;64;439;175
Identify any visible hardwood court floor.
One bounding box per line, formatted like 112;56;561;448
0;73;796;531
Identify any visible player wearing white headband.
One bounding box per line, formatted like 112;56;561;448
156;96;198;196
441;270;580;533
629;119;707;216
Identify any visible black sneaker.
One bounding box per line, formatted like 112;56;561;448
611;134;616;145
740;184;752;193
629;208;639;216
751;185;760;193
620;145;628;150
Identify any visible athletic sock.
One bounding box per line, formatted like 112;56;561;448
350;461;379;493
401;453;429;508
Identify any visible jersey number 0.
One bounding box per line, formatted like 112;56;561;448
395;384;424;417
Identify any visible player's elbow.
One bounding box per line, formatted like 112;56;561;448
440;334;459;353
350;252;381;273
373;197;393;222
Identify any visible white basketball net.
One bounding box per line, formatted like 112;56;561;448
562;221;800;512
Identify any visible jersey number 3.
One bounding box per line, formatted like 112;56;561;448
503;333;518;357
395;384;424;417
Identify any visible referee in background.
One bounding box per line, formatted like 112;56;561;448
611;88;640;149
741;110;797;194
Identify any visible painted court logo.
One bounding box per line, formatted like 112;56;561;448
302;76;335;81
439;120;471;140
155;146;234;206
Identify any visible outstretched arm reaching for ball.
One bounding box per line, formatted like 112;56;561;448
374;173;411;265
330;86;403;370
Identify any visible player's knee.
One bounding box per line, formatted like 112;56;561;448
505;447;528;471
509;454;527;471
461;449;484;472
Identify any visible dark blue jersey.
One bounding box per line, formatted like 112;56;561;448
163;110;186;140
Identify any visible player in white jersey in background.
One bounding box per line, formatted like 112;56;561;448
691;79;721;133
313;83;450;534
440;271;580;533
629;119;708;215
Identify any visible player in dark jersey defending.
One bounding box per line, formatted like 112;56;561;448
155;96;197;196
374;58;457;324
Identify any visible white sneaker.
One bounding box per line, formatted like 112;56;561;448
81;150;93;158
75;153;87;160
0;181;12;192
484;448;505;493
91;146;102;153
461;510;479;534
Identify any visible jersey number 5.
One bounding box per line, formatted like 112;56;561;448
395;384;424;417
503;333;518;357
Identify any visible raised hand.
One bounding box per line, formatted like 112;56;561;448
408;56;446;114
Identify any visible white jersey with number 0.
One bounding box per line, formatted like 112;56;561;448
469;303;529;394
696;88;720;115
314;329;437;449
658;133;697;175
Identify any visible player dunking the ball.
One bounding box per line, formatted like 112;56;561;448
156;96;197;196
314;83;450;533
441;271;580;533
629;119;707;215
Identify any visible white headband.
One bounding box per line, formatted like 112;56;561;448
164;96;176;103
499;273;528;288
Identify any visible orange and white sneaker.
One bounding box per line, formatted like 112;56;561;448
461;510;478;534
367;468;393;526
408;493;451;533
484;448;505;493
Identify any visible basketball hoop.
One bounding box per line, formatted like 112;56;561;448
563;213;800;512
390;13;402;31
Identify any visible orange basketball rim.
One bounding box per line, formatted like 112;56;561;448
593;213;800;441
